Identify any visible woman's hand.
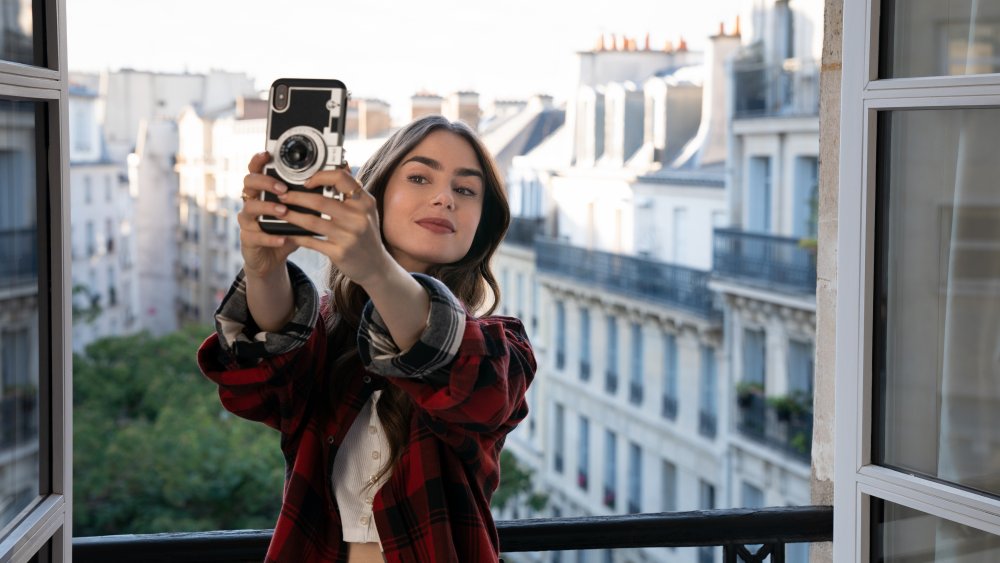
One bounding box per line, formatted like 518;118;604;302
276;166;394;289
238;152;298;279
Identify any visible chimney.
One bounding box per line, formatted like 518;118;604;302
358;99;392;139
410;92;444;121
444;91;480;131
669;28;741;168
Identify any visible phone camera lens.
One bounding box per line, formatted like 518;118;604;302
280;135;317;171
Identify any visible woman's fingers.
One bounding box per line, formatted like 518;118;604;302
247;151;270;174
240;229;288;249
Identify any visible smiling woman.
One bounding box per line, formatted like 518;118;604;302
198;115;534;563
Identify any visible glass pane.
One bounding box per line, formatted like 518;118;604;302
0;99;40;529
872;498;1000;561
877;108;1000;497
0;0;39;66
882;0;1000;78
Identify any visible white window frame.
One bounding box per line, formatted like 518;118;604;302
835;0;1000;560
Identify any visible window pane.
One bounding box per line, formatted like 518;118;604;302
876;108;1000;497
0;0;39;66
0;99;41;529
881;0;1000;78
871;498;1000;560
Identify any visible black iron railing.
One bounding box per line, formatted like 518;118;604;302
503;217;545;247
73;506;833;562
0;227;38;282
713;228;816;294
662;395;678;420
733;59;820;119
537;238;720;319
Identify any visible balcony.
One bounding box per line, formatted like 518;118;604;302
579;360;591;381
605;371;618;394
736;391;813;464
503;216;544;247
0;227;38;283
713;228;817;295
73;506;833;562
661;395;678;420
536;238;720;319
733;58;819;119
628;381;643;405
698;410;717;439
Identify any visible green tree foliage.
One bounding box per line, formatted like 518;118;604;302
73;325;284;536
492;449;548;513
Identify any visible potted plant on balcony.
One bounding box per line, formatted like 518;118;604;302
736;381;764;407
767;391;810;422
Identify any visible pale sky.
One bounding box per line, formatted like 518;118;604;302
67;0;743;118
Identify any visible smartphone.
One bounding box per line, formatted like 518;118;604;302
258;78;349;236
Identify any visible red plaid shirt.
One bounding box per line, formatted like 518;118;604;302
197;266;535;562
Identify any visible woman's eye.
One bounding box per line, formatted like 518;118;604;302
455;187;477;197
407;175;429;185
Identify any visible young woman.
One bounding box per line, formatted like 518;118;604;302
197;115;535;562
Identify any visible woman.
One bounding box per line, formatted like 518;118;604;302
197;115;535;562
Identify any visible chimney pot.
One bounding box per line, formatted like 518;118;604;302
644;32;651;50
734;15;741;36
719;22;725;36
678;36;688;51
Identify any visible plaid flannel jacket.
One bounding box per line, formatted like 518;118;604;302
197;263;536;562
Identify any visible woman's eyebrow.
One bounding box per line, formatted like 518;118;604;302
403;155;483;180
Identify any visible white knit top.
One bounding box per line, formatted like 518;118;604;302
332;389;391;544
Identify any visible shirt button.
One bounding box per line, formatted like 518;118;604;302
363;376;372;384
327;435;335;444
368;425;377;435
365;496;373;505
359;516;369;525
368;475;376;485
372;451;380;460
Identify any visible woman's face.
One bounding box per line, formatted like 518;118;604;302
381;130;485;273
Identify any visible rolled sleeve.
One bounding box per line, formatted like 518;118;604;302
214;261;320;366
357;273;465;383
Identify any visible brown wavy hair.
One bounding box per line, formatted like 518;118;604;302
323;115;510;485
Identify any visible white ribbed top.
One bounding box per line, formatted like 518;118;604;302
332;390;391;544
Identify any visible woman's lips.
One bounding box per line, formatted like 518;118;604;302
415;218;455;234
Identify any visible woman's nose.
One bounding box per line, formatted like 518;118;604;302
431;188;455;210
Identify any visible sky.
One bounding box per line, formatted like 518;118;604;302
67;0;743;119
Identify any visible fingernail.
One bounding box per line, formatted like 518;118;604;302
275;204;287;214
277;192;288;201
275;183;287;193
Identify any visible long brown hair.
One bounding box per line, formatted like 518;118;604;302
324;115;510;484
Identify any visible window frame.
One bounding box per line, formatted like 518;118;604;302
835;0;1000;560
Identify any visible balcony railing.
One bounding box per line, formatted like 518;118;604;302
736;392;813;463
73;506;833;562
733;58;819;119
628;381;643;405
713;228;817;294
605;371;618;394
537;238;720;319
0;227;38;282
661;395;678;420
698;410;717;439
503;216;544;247
579;360;591;381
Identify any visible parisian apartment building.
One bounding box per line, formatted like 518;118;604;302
493;0;822;562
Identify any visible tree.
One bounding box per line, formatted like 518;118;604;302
73;325;284;536
492;449;547;513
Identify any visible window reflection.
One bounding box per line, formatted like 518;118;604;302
883;0;1000;78
0;0;36;66
872;498;1000;560
877;108;1000;497
0;99;40;529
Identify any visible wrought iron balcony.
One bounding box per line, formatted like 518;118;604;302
699;410;717;439
579;360;591;381
503;216;544;247
536;238;720;319
736;392;813;463
713;228;817;294
605;371;618;394
662;395;678;420
733;58;820;119
73;506;833;562
0;227;38;282
629;381;643;405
